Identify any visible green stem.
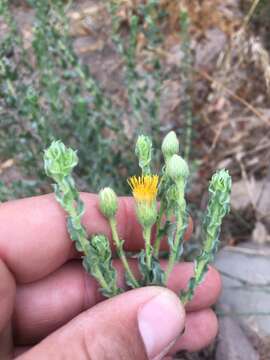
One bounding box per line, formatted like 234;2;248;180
153;201;165;257
165;181;186;283
58;180;90;253
143;226;152;271
77;230;90;255
164;216;182;282
153;172;170;256
180;169;231;304
109;218;139;288
180;253;209;306
180;291;190;306
94;266;117;295
58;179;120;297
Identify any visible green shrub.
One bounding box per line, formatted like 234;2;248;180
0;0;194;201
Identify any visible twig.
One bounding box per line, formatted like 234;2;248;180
198;70;270;125
216;0;262;79
235;153;257;211
209;120;226;153
243;0;262;28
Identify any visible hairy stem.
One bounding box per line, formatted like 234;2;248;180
153;201;165;257
143;226;152;271
180;169;231;304
109;218;139;288
165;180;187;283
94;266;115;294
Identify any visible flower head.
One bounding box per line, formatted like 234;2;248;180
128;175;159;203
128;175;159;227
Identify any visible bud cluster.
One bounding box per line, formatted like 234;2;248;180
44;131;231;304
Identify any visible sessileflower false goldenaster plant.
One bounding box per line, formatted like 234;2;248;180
44;131;231;304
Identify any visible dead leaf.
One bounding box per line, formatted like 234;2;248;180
0;159;15;174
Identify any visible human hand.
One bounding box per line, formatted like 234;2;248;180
0;193;221;359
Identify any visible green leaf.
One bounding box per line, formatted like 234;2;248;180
138;250;165;286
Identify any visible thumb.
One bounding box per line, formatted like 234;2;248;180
18;287;185;360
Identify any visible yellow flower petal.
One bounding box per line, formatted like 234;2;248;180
128;175;159;203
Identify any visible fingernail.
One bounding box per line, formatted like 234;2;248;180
138;291;185;360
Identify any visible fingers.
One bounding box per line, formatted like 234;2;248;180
13;261;221;344
0;194;192;283
13;347;30;358
166;263;221;311
13;261;90;345
0;260;15;332
13;346;175;360
16;287;185;360
169;309;218;353
0;259;16;358
13;311;217;358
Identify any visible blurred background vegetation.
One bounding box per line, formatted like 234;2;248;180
1;0;270;252
1;0;190;200
1;0;269;199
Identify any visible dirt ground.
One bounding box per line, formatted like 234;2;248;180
63;0;270;252
6;0;270;241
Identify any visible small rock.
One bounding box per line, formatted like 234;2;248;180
215;243;270;336
231;179;270;229
252;221;270;245
216;316;259;360
231;179;258;210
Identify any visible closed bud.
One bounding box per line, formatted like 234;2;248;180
209;169;231;194
44;140;78;181
91;234;111;263
166;154;189;181
99;187;118;219
135;135;152;174
161;131;179;160
208;169;231;217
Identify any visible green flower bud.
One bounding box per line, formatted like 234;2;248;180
161;131;179;160
44;140;78;181
91;234;112;263
207;169;231;218
209;169;231;195
99;187;118;219
136;201;157;228
135;135;152;175
166;154;189;181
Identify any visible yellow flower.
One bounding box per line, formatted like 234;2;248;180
128;175;159;203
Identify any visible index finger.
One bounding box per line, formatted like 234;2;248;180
0;193;192;283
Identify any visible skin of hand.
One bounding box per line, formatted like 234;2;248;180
0;193;221;360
